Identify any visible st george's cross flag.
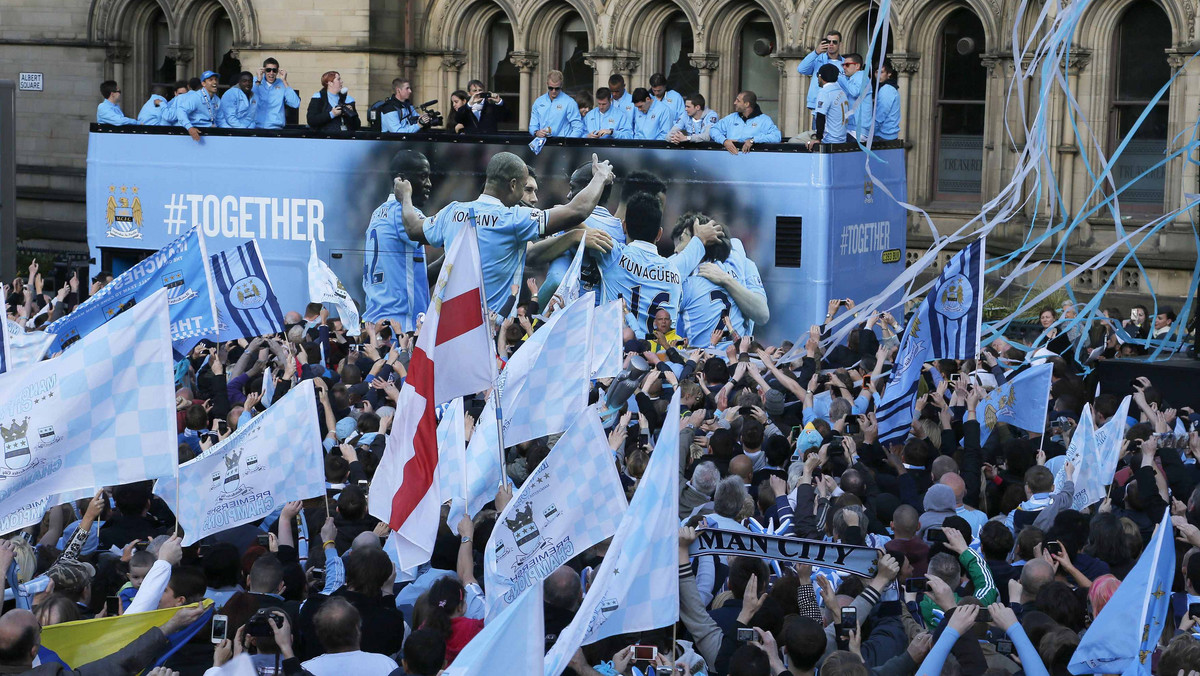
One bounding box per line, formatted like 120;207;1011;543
368;224;493;569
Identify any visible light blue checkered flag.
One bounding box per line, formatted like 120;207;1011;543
176;379;325;546
0;289;178;516
544;391;681;676
501;292;595;447
484;407;627;621
444;394;505;527
2;319;54;373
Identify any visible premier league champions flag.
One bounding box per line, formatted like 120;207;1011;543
369;223;493;569
176;379;324;546
876;238;985;444
484;409;627;620
975;362;1053;445
1056;396;1131;511
0;290;177;516
45;227;218;353
1069;509;1173;675
499;292;595;447
544;392;682;676
308;239;361;336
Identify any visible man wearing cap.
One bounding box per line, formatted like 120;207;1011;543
176;70;222;141
46;559;96;619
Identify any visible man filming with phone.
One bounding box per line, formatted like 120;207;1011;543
456;79;508;134
797;31;845;126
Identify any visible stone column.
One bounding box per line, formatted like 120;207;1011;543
1057;49;1091;222
106;44;131;96
772;50;805;136
511;51;539;130
688;52;719;103
612;53;641;79
1166;49;1192;217
170;47;194;83
888;53;920;143
584;50;617;93
441;52;467;108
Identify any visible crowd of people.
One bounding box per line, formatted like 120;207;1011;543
95;30;902;149
5;137;1200;676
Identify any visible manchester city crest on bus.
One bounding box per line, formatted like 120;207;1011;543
105;185;144;239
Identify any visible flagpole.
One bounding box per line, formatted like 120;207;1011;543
473;222;508;491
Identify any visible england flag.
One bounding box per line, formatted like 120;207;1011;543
369;223;493;569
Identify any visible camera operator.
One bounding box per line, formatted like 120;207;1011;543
306;71;361;132
456;79;507;134
379;78;439;133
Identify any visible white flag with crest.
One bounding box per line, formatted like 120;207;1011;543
543;391;681;676
484;408;627;620
308;239;361;336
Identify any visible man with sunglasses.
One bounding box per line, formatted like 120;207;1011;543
797;31;845;120
253;57;300;129
529;70;583;138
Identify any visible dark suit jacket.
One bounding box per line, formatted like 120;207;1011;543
306;91;361;132
455;100;508;134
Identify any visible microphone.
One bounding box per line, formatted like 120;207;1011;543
418;99;438;108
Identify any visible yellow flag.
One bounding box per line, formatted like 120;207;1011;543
39;600;211;668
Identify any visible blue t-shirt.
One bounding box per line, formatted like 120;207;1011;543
597;237;706;336
423;195;547;312
678;242;766;346
815;82;848;143
363;196;429;332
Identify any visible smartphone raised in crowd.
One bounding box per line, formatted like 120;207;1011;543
631;645;657;662
211;614;228;644
105;595;120;617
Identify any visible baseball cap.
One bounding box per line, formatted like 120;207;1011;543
201;70;219;81
46;559;95;594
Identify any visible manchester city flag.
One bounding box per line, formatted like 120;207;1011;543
0;290;178;547
3;319;54;373
175;240;285;355
975;362;1053;446
45;226;218;353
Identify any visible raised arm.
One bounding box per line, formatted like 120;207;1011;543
543;154;615;236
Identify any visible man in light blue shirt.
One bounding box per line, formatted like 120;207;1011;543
797;31;845;113
252;57;300;129
836;53;868;135
667;92;720;143
393;152;615;313
649;72;686;122
630;88;672;141
529;70;583;138
96;80;138;125
595;192;716;336
136;85;172;125
156;81;190;127
710;91;781;154
176;70;221;142
670;215;769;345
583;87;632;139
219;72;257;128
380;78;427;133
872;59;902;141
807;64;848;147
607;74;636;119
363;150;433;333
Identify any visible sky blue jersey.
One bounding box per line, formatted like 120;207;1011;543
678;240;766;346
815;82;848;143
363;196;430;332
529;92;583;137
423;194;547;313
631;99;673;140
136;96;169;125
598;236;706;336
175;89;220;129
96;100;137;125
219;87;256;128
252;79;300;129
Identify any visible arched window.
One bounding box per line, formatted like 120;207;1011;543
932;8;986;200
210;14;237;85
488;17;520;130
850;5;893;69
558;15;591;100
661;13;698;95
737;12;779;119
150;11;172;86
1110;0;1171;210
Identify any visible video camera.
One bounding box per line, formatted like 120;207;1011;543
417;99;444;128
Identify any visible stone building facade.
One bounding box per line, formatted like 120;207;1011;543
2;0;1197;299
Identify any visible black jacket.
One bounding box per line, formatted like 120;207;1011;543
306;90;360;132
454;99;508;134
